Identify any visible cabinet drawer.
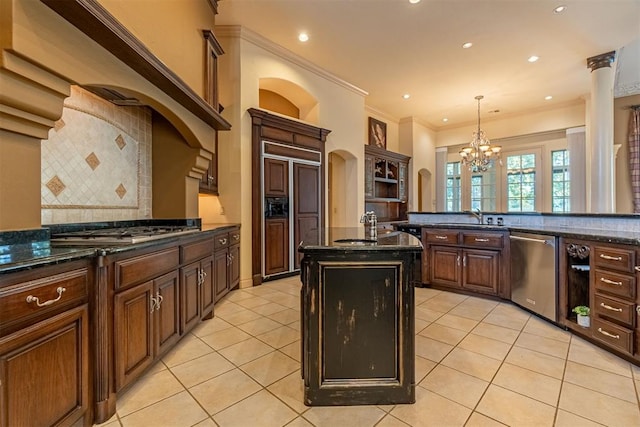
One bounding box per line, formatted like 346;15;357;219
0;268;89;330
180;238;214;264
462;232;504;248
115;248;179;290
426;230;458;244
591;318;633;355
593;246;635;273
229;229;241;246
593;269;635;299
214;232;230;250
593;293;634;327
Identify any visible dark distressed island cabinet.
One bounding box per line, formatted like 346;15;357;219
298;228;422;406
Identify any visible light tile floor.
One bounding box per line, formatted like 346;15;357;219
98;276;640;427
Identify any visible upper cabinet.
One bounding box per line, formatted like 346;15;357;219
364;145;410;222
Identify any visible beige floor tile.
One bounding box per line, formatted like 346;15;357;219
192;316;234;338
471;322;521;345
303;405;386;426
504;345;566;379
285;417;314;427
441;347;502;382
457;334;512;361
213;300;247;316
223;291;256;303
492;362;561;406
218;337;275;365
146;359;168;375
170;351;235;388
514;332;569;359
482;311;529;331
199;326;252;351
415;335;454;363
476;385;556;426
274;294;301;309
256;325;300;349
267;372;307;414
414;355;437;383
390;387;472;427
249;302;289;316
523;316;571;343
236;316;282;335
234;295;272;309
376;414;412;426
558;382;640;426
421;297;463;313
116;369;185;417
193;418;217;427
161;334;214;367
414;317;431;334
563;361;638;403
420;364;489;409
190;368;262;415
288;320;301;332
279;340;301;362
213;389;297;427
268;308;301;325
119;391;208;427
458;296;499;311
241;351;299;387
435;313;479;332
568;337;633;377
465;412;508;427
418;322;468;346
554;409;606;427
448;304;493;321
414;304;445;321
217;308;264;326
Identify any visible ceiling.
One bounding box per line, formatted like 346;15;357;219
215;0;640;130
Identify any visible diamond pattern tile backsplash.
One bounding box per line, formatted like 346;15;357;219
41;86;152;224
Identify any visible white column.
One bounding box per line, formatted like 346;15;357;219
587;51;616;213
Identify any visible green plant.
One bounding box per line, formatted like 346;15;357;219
572;305;590;316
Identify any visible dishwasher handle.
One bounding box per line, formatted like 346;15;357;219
509;235;554;245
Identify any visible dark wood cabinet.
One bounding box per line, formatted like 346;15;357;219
198;146;218;195
364;145;410;222
424;228;506;297
265;218;289;275
0;260;92;427
213;227;241;301
264;158;288;196
181;262;204;334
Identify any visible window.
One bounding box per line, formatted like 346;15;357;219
551;149;570;212
471;168;497;211
506;153;536;212
446;162;461;211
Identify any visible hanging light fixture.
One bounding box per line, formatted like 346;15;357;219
459;95;502;172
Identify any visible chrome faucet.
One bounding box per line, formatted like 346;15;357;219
360;211;378;239
471;208;483;224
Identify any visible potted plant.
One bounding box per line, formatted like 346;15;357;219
572;306;590;327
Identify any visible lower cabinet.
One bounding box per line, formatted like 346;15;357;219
0;260;91;427
424;228;505;297
214;227;240;301
180;256;214;334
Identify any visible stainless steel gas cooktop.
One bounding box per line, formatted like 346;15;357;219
50;225;200;245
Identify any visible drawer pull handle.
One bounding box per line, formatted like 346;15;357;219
26;287;66;307
600;277;623;286
635;266;640;272
435;235;448;240
219;238;227;245
597;327;620;340
599;254;623;261
600;302;623;312
474;238;490;242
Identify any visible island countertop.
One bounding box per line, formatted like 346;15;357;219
298;227;423;252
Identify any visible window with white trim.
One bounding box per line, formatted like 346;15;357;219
446;162;461;212
506;153;537;212
551;149;570;212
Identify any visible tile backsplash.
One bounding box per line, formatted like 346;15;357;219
41;86;152;224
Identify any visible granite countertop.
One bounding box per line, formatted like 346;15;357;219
298;228;423;252
397;222;640;246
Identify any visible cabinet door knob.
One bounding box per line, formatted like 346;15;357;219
219;238;227;245
155;293;163;310
150;296;157;313
26;286;66;307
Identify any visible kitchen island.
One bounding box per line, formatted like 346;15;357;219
298;228;422;406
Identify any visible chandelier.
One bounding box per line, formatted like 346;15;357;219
459;95;502;172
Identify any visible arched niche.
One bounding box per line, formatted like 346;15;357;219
328;149;359;228
258;78;319;124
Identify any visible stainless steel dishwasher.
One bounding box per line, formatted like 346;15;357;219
510;232;558;322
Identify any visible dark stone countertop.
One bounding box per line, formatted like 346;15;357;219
298;228;423;253
397;222;640;246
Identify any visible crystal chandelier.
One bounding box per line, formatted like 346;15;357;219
459;95;502;172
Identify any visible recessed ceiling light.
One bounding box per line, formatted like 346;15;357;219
298;33;309;42
442;118;449;122
553;5;567;13
462;42;473;49
528;55;539;63
402;94;411;99
409;0;421;4
545;95;553;100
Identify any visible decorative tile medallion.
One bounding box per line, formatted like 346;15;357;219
115;134;127;150
54;119;66;132
85;152;101;170
46;175;66;197
115;183;127;199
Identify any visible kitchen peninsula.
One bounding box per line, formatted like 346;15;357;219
298;228;422;406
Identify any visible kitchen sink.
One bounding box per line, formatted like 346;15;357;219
333;238;377;245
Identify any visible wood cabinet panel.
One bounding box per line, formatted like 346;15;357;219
200;256;215;317
593;268;636;299
429;246;460;287
594;293;634;327
155;271;180;357
463;249;499;294
115;248;179;290
265;218;289;275
593;246;635;273
461;232;504;248
214;249;229;301
0;305;89;427
592;317;634;355
180;262;202;334
264;158;289;196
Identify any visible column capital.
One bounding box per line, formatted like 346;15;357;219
586;51;616;72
